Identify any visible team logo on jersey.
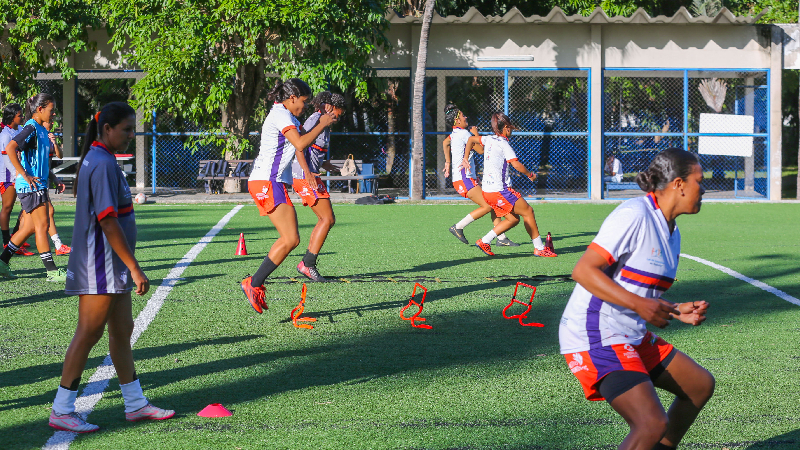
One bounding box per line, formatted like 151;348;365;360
458;185;465;194
120;269;128;284
622;343;639;360
65;269;75;281
651;248;662;257
496;199;504;207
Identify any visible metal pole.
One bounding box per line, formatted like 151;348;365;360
151;109;157;194
683;70;689;151
504;69;510;115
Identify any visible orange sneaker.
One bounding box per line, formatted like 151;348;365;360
241;276;267;314
475;240;494;256
12;246;35;256
534;247;557;257
55;244;71;255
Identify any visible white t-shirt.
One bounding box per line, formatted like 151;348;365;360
0;126;21;183
449;127;476;182
559;193;681;354
606;157;623;183
480;135;517;193
250;103;302;184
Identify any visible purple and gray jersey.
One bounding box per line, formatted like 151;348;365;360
65;143;136;295
0;126;20;183
292;112;330;179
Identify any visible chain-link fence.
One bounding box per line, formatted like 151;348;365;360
603;69;769;199
423;69;590;198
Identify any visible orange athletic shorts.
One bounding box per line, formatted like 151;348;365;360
0;182;13;195
292;176;330;206
248;180;293;216
453;178;478;199
564;331;675;401
482;188;522;218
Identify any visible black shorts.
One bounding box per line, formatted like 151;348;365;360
18;190;50;213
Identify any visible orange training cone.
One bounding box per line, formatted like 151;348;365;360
545;232;554;252
197;403;233;417
235;233;248;256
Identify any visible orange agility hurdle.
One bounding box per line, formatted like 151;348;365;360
290;284;317;329
399;283;432;329
502;282;544;327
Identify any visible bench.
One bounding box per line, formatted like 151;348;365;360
197;159;378;194
322;159;378;194
604;182;640;197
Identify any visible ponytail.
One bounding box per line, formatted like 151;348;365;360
25;93;55;120
444;103;460;127
268;78;313;103
635;148;699;193
74;101;136;196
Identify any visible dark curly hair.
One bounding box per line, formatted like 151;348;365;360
635;148;699;193
444;103;460;127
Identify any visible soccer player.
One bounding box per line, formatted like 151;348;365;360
291;91;344;282
442;103;518;247
0;94;66;280
464;112;556;257
559;148;714;450
241;79;336;312
50;102;174;433
41;119;71;256
0;103;33;254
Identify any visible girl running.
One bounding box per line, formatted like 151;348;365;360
560;148;713;450
442;103;518;247
241;79;336;312
291;91;345;282
0;93;66;280
50;102;174;433
464;112;556;258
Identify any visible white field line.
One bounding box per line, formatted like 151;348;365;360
680;253;800;307
43;205;243;450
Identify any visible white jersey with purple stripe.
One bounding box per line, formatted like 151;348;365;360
559;193;681;354
251;103;302;184
65;143;136;295
449;127;476;182
0;126;20;183
480;135;517;193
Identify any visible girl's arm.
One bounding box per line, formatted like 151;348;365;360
571;248;679;328
442;136;451;178
49;133;62;159
462;135;484;171
509;160;537;182
283;115;336;189
48;170;65;194
4;140;39;187
98;216;149;295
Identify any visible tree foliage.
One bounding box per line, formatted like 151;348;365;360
103;0;391;156
0;1;99;103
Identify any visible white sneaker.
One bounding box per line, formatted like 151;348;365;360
125;403;175;422
49;410;100;433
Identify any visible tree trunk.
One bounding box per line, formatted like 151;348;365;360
386;104;396;174
223;60;266;193
411;0;435;200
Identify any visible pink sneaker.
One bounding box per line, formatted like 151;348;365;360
49;410;100;433
125;403;175;422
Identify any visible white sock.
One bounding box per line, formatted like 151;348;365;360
497;233;507;240
481;230;497;244
455;214;475;230
120;379;148;413
532;236;544;251
51;234;62;248
53;386;78;415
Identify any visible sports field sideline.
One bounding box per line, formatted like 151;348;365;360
1;202;798;449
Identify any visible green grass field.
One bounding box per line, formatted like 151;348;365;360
2;202;799;449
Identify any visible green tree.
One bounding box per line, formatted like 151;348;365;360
103;0;390;165
0;1;99;104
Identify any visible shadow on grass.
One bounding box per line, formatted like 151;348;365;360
742;429;800;449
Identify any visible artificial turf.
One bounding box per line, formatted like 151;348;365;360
1;202;798;449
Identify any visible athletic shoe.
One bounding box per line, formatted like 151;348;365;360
495;237;520;247
533;247;558;257
125;403;175;422
0;260;16;279
449;225;469;244
22;242;30;248
46;268;68;282
55;244;71;255
297;261;327;282
241;276;267;314
49;410;99;433
475;240;494;256
14;246;35;256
